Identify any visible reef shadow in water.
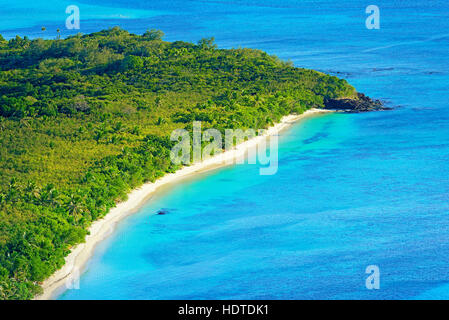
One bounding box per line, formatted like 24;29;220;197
156;208;177;215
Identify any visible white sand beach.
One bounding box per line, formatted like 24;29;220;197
35;108;333;300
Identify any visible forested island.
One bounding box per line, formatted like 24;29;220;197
0;27;374;299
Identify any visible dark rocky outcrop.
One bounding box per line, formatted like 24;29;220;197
324;93;392;113
156;208;169;215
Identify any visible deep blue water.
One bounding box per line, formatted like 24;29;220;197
2;0;448;299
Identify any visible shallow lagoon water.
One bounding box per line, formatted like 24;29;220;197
2;0;448;299
58;111;449;300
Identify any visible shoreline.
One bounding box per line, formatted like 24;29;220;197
35;108;334;300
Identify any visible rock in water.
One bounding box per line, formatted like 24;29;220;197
156;209;169;215
324;93;392;113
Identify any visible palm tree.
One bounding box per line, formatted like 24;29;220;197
6;178;19;203
66;194;85;223
40;185;60;207
19;118;31;129
24;181;40;202
8;178;17;190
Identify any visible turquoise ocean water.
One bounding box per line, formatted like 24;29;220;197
2;0;449;299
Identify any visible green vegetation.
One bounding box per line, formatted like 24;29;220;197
0;27;356;299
